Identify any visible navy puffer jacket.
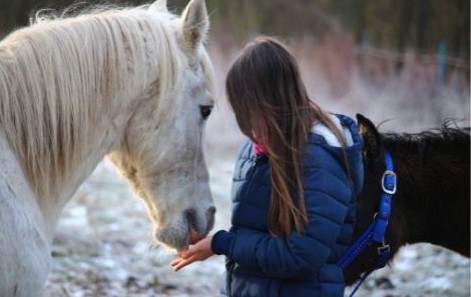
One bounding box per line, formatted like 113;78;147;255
211;114;364;297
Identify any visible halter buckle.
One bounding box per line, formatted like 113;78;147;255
381;170;397;195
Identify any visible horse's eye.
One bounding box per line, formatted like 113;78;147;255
200;105;213;120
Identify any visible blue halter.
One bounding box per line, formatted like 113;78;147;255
338;150;397;297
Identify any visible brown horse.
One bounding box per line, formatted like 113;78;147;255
344;114;470;286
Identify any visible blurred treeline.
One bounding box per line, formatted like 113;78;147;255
0;0;469;59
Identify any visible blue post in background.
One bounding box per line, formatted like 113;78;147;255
437;39;447;86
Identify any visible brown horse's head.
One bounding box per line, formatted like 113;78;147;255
345;114;470;285
344;114;405;285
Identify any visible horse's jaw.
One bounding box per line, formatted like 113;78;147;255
107;157;215;252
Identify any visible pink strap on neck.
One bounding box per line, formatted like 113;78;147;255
252;132;266;156
254;142;265;156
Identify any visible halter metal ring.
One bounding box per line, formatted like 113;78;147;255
381;170;397;195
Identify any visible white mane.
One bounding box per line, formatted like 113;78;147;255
0;6;213;203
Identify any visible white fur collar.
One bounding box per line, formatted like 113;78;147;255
311;114;354;147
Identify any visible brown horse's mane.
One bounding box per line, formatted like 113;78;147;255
382;122;469;164
383;122;470;147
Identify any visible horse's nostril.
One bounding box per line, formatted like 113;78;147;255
207;206;216;216
185;208;197;228
186;207;216;235
206;206;216;233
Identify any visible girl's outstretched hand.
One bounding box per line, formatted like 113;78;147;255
171;236;214;271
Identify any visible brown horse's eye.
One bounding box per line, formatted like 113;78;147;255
200;105;213;120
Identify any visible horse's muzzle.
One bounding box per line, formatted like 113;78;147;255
186;206;216;245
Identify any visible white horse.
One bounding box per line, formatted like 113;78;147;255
0;0;216;295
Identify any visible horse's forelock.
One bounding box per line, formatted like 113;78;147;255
199;46;217;101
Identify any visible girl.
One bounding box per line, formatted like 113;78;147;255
171;36;364;297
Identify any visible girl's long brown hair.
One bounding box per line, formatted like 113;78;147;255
226;36;347;237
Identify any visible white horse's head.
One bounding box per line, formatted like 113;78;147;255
108;0;215;251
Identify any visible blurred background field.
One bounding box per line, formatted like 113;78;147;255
0;0;470;296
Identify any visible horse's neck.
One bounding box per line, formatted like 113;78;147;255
0;132;51;240
44;112;127;233
56;124;115;197
12;102;128;242
0;115;121;242
390;146;470;256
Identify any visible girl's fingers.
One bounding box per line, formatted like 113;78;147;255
173;255;197;271
171;237;214;271
173;261;187;271
170;258;181;266
171;253;200;271
178;247;199;259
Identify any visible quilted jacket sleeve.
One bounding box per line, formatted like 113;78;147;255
211;148;354;280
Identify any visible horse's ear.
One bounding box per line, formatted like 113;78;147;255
356;113;382;162
148;0;168;13
179;0;209;54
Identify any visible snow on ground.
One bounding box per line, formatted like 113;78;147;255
44;155;470;297
44;66;470;296
44;159;231;297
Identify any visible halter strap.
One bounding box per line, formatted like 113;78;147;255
339;150;397;296
373;150;395;242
